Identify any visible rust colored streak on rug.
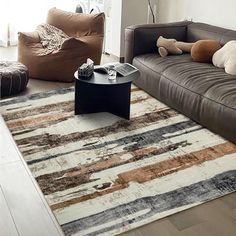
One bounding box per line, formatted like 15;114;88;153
115;142;236;184
131;87;140;92
37;142;187;195
50;142;235;211
7;112;72;131
131;96;152;104
64;147;160;177
3;101;74;121
60;141;188;177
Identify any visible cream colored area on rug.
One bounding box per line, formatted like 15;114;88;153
1;85;236;236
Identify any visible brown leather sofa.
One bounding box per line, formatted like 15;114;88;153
125;21;236;143
18;8;105;82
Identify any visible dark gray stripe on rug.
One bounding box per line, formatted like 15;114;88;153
17;109;178;156
26;119;199;165
62;170;236;236
79;119;199;152
0;87;74;107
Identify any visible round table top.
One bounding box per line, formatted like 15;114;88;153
74;70;140;86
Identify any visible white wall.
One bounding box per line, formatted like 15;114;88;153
109;0;123;57
158;0;236;30
120;0;158;58
106;0;158;58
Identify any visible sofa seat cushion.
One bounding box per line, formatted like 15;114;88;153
132;53;191;97
133;53;236;143
133;53;236;110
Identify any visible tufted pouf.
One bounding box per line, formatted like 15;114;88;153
0;61;29;97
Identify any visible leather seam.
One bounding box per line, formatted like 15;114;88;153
134;56;236;112
187;27;231;44
187;27;226;35
127;25;188;31
125;28;135;63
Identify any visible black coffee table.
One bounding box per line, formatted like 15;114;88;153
74;69;140;119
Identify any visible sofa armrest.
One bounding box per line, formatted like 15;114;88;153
125;21;192;64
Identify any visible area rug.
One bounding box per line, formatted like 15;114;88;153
1;86;236;236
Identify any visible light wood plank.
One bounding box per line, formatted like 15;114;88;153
139;218;181;236
121;218;181;236
181;217;236;236
168;206;204;231
0;116;21;164
0;161;63;236
0;116;64;236
220;193;236;210
0;186;19;236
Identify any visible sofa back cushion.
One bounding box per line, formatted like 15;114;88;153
187;22;236;45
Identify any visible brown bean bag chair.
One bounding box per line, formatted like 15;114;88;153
18;8;105;82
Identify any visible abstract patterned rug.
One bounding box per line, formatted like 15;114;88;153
1;86;236;236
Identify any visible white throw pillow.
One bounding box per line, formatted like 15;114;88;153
212;40;236;75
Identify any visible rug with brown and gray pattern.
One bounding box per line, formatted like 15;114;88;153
0;85;236;236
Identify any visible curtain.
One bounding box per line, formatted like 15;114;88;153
0;0;80;47
0;1;9;47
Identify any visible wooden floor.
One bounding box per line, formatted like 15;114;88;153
1;47;236;236
0;116;64;236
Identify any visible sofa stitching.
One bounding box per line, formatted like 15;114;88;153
187;27;236;45
187;27;226;35
127;24;190;31
134;56;236;112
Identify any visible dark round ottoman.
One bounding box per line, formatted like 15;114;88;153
0;61;29;97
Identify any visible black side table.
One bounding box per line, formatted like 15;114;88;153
74;70;140;119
